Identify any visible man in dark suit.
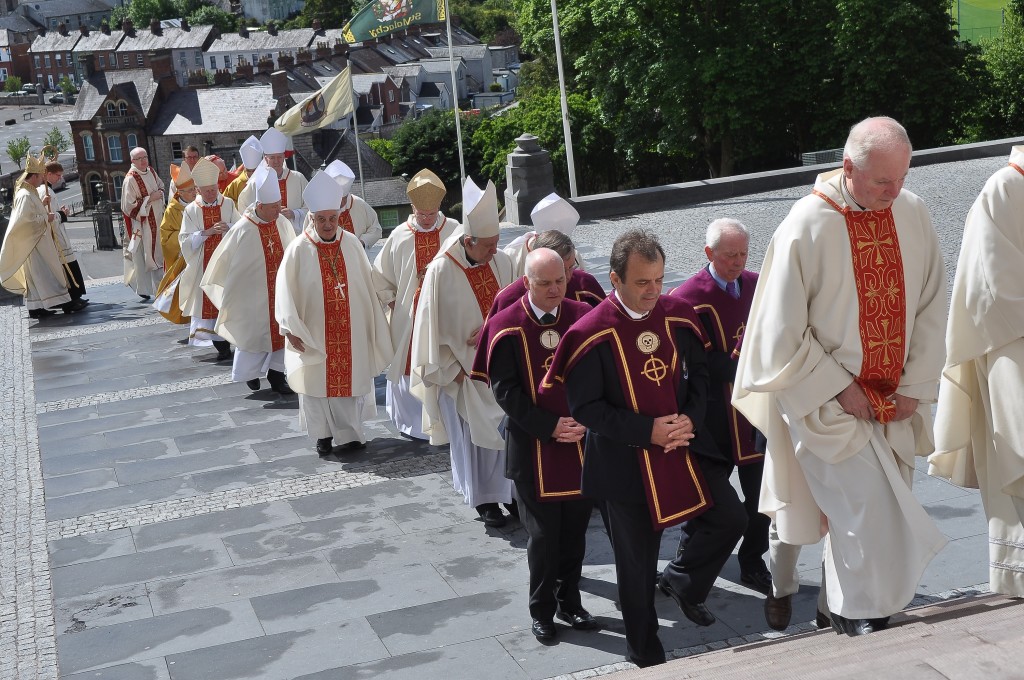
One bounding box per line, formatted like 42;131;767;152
543;229;747;667
472;247;598;642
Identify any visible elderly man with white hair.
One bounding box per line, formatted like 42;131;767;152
121;146;166;299
236;128;308;233
324;160;382;249
202;164;296;394
733;116;948;637
276;171;393;458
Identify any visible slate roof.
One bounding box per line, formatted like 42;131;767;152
149;85;276;135
206;28;315;53
352;73;389;95
419;81;442;97
425;44;488;60
347;46;394;73
28;31;80;53
359;176;409;208
0;15;40;34
26;0;111;18
418;57;465;74
73;28;123;52
115;25;214;52
71;69;161;120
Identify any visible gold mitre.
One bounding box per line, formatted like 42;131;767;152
407;169;446;211
24;149;47;175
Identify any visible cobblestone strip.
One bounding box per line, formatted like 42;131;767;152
32;315;166;342
36;373;235;413
0;306;59;679
541;583;993;680
47;452;453;541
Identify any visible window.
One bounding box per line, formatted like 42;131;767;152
379;208;400;230
0;68;7;81
252;53;258;65
388;90;394;103
107;136;122;162
209;55;216;69
194;50;201;67
109;53;115;66
98;54;105;68
82;134;94;161
126;133;137;149
105;101;116;117
137;54;143;66
55;54;62;67
119;101;128;116
224;54;231;68
44;55;50;68
179;51;187;67
122;55;129;67
112;173;125;201
33;55;40;69
67;53;72;64
171;141;182;160
47;75;53;89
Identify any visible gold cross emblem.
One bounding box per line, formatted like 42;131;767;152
542;354;554;372
733;322;746;344
641;357;669;385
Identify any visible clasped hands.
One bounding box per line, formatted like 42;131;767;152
552;416;585;443
651;413;694;452
835;381;917;421
205;221;229;236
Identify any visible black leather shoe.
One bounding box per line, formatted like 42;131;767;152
869;616;891;631
740;569;773;595
316;438;333;457
28;308;56;319
213;340;232;361
657;577;715;626
531;619;556;641
267;370;294;395
139;294;151;301
830;612;875;636
764;592;792;631
61;298;88;314
177;338;189;345
556;608;599;630
816;610;831;629
504;500;519;520
246;378;261;391
345;440;366;450
476;503;506;527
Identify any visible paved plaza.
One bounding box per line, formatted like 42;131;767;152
1;153;1012;679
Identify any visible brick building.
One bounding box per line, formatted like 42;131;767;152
27;23;79;89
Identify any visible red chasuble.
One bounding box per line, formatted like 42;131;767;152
445;253;502;317
489;269;607;317
542;295;713;529
200;204;224;320
814;190;907;423
308;233;353;396
471;297;592;501
671;268;761;465
403;223;445;376
248;215;286;352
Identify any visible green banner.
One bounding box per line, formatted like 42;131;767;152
342;0;445;43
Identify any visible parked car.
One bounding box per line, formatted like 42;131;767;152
20;84;36;94
49;94;64;104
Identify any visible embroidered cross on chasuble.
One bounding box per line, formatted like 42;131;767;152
446;253;502;318
310;235;354;397
200;204;224;320
249;216;286;352
403;225;443;376
814;190;907;423
338;209;354;235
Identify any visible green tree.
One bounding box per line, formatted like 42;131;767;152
294;0;369;28
366;138;397;166
451;0;518;43
7;137;30;168
43;126;72;154
113;0;177;26
188;5;238;33
4;75;22;93
973;9;1024;139
57;76;76;96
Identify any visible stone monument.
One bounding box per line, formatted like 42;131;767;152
504;134;554;225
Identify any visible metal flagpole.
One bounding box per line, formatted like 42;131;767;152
443;0;466;187
551;0;578;198
350;70;366;198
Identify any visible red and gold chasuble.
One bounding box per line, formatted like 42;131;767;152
445;252;502;318
471;298;592;501
125;170;159;261
200;204;224;320
278;176;288;208
542;296;713;529
308;234;354;397
248;215;286;352
338;196;355;235
403;224;444;376
814;190;907;423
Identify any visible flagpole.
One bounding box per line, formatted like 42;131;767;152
350;69;366;198
551;0;577;198
443;0;466;188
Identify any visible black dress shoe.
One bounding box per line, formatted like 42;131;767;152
212;340;232;361
657;578;715;626
246;378;261;391
868;616;891;631
504;500;519;520
177;338;189;345
267;369;294;394
139;294;151;301
272;383;295;395
315;438;333;457
28;308;56;319
830;612;875;636
556;608;599;630
476;503;506;527
345;440;366;450
763;592;792;631
816;610;831;629
531;619;556;641
740;569;773;595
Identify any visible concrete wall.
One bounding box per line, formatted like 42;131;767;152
569;136;1024;221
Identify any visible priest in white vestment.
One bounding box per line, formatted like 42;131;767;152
0;152;74;317
324;160;382;250
930;145;1024;597
733;117;948;636
410;178;515;526
178;158;240;360
121;147;166;299
503;192;587;276
372;169;460;439
202;164;296;394
236;128;307;234
276;171;393;457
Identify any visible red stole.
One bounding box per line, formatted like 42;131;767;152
247;215;286;352
307;233;353;396
814;189;907;423
339;196;355;235
671;268;760;465
403;222;444;376
472;298;592;501
445;252;501;318
278;175;288;208
200;203;224;320
543;295;713;529
125;170;158;261
1011;162;1024;178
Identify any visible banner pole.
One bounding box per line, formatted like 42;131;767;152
551;0;577;198
443;0;466;188
350;70;366;198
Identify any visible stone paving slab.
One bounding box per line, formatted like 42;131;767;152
64;658;171;680
49;529;138;569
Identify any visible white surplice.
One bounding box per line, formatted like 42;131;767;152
733;169;948;618
0;182;69;309
120;166;165;296
236;166;307;234
930;146;1024;596
178;196;239;346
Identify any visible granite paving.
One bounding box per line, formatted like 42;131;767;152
1;155;1007;679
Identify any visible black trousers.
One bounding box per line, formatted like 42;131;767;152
604;499;666;667
662;456;748;603
736;458;770;573
514;479;593;621
66;260;87;301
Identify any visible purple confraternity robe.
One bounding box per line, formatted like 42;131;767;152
671;268;761;465
488;269;606;317
471;297;593;500
541;295;714;529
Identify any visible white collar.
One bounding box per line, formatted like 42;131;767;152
613;291;647;319
528;295;557;322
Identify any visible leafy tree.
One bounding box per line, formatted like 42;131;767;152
113;0;177;26
188;5;238;33
4;75;22;93
451;0;519;43
43;127;72;154
7;137;30;168
366;138;397;166
294;0;369;29
57;76;76;96
972;9;1024;139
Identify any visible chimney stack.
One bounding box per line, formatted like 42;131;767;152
100;21;110;35
122;19;135;37
58;22;68;36
270;69;288;100
181;16;190;31
267;22;278;37
239;25;249;38
78;25;89;37
149;17;162;36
